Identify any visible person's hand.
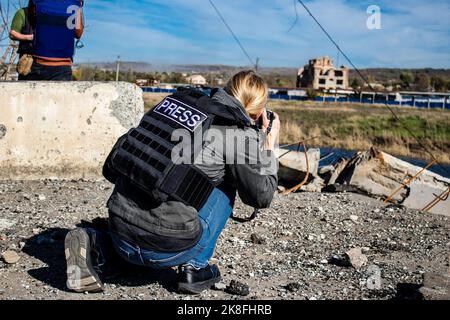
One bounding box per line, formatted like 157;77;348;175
26;34;34;41
260;109;271;134
262;112;280;151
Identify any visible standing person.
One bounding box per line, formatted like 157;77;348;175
64;71;281;294
9;1;34;80
26;0;84;81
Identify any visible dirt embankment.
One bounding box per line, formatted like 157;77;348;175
0;180;448;300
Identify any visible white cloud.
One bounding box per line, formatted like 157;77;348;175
3;0;447;67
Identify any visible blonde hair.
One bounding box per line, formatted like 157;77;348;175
226;70;268;118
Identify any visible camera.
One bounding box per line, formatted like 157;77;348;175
259;109;275;134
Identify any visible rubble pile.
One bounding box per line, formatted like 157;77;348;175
277;147;450;216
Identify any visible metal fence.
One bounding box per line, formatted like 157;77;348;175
141;87;450;110
274;94;450;110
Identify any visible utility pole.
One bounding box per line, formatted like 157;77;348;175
115;55;121;82
254;57;260;72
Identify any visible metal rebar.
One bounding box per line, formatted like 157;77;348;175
384;160;437;204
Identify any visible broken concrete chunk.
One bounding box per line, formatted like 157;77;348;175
319;157;350;186
319;158;349;185
301;176;326;193
345;248;368;269
226;280;250;296
213;282;227;291
335;148;450;216
420;273;450;300
327;158;350;185
318;165;336;185
275;148;320;189
319;165;335;176
1;251;20;264
285;282;302;292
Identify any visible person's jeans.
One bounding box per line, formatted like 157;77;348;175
26;62;72;81
89;185;236;270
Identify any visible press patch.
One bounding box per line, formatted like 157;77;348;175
153;97;208;132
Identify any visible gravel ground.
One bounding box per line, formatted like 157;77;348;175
0;179;449;300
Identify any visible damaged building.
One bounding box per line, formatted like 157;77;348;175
297;56;349;91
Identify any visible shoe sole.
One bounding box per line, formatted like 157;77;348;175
65;228;104;293
178;276;222;295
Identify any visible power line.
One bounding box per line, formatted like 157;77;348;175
287;0;299;33
295;0;450;176
208;0;255;68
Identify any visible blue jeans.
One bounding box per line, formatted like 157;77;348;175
91;186;236;270
26;62;72;81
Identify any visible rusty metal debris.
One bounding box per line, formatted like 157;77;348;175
384;160;437;204
422;188;450;213
279;137;320;195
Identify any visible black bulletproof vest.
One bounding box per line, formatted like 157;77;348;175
18;7;34;55
107;88;250;211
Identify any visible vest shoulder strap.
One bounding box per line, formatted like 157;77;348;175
173;87;251;127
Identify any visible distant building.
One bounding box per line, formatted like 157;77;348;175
186;74;207;86
135;79;160;87
297;56;349;90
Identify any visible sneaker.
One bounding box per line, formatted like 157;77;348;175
64;228;104;293
177;264;221;294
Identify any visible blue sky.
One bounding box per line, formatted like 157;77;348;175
3;0;450;68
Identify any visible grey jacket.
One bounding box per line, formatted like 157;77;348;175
105;88;278;252
198;88;278;207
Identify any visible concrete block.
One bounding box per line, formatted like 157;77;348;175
335;148;450;216
0;81;144;180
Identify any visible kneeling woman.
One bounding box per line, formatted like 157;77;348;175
64;70;280;294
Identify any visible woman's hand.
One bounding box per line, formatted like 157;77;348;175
262;111;280;151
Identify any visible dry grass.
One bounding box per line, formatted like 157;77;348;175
270;100;450;163
143;93;170;111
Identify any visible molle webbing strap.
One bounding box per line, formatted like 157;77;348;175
200;98;250;128
111;121;175;195
160;165;215;210
173;88;250;127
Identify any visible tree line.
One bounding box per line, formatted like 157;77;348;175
74;66;450;93
73;67;188;84
350;70;450;92
72;66;298;87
